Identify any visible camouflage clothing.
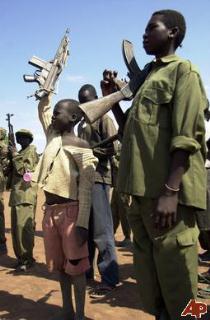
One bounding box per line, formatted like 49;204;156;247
0;128;9;249
9;144;39;265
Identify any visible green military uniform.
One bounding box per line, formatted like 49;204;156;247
9;130;39;266
118;56;207;319
0;128;10;254
111;145;131;240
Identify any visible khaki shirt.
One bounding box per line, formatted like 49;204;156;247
9;145;39;206
118;55;207;210
32;97;98;229
78;115;117;185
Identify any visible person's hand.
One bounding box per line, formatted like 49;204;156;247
8;145;17;157
100;69;127;96
75;226;88;247
154;190;179;229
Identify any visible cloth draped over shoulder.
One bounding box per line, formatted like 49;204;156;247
118;55;207;210
32;96;98;229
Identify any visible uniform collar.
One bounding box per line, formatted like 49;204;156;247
152;55;180;66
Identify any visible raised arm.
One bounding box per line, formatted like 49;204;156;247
100;70;127;132
38;93;53;135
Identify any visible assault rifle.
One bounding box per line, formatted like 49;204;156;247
6;113;16;148
23;29;70;99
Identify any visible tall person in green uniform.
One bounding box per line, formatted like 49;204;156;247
0;128;10;256
101;9;207;320
9;129;39;271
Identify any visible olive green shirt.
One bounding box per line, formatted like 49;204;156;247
9;145;39;206
118;55;207;210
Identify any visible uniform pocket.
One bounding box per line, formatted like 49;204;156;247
176;227;199;247
137;87;172;128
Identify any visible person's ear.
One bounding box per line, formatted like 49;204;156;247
168;26;179;40
69;113;78;122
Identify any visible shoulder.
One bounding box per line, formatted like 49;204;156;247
76;138;90;149
64;136;90;149
175;58;201;77
29;144;37;150
27;145;37;154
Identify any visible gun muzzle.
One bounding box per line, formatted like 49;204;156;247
23;75;38;82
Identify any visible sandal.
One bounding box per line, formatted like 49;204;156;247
198;273;210;285
89;283;116;298
197;286;210;299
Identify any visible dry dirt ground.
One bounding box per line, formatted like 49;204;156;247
0;191;209;320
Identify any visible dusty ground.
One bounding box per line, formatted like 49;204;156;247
0;191;209;320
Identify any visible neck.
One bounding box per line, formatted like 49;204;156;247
21;145;29;150
62;128;75;137
155;46;176;59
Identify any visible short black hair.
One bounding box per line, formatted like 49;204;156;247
54;99;82;124
152;9;186;49
78;84;97;102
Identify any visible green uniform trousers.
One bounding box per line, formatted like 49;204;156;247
11;204;36;264
0;192;6;244
126;196;199;320
111;188;131;239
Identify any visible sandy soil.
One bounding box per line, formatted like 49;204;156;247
0;191;209;320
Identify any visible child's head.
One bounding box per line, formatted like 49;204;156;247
15;129;33;148
52;99;83;132
143;9;186;57
78;84;98;103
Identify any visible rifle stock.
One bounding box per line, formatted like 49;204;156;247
122;40;141;78
79;70;150;124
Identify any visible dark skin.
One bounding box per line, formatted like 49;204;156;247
10;135;32;156
101;14;190;230
45;98;89;246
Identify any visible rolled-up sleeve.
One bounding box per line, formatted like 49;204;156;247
170;66;206;154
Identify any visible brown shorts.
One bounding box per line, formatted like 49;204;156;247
42;202;89;275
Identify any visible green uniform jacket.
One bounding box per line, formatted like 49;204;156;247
9;145;39;206
118;55;207;210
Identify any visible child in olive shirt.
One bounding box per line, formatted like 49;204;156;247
101;9;207;320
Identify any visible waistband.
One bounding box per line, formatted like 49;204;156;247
42;201;78;211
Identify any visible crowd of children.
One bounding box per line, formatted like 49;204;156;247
0;8;210;320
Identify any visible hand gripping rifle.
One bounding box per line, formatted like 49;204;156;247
6;113;16;148
23;29;70;99
79;40;152;124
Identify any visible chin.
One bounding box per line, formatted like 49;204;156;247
144;47;155;55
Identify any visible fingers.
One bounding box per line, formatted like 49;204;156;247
154;212;176;229
103;69;118;81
